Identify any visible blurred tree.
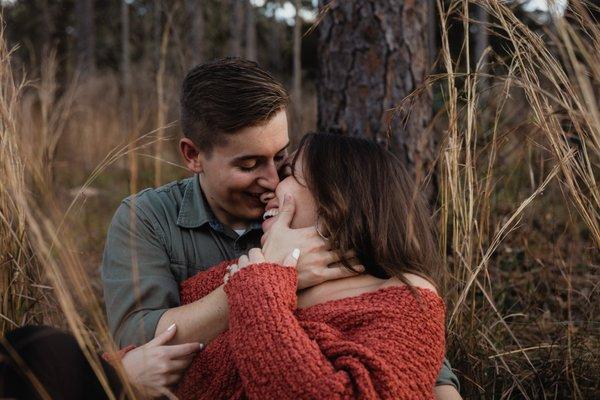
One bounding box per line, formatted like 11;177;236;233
268;5;283;74
187;0;206;65
121;0;131;131
228;0;244;56
317;0;434;183
245;0;257;60
74;0;96;74
292;0;302;138
153;0;162;67
40;0;55;55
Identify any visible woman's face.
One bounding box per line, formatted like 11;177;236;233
261;152;318;232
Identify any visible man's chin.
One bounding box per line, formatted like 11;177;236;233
238;206;264;223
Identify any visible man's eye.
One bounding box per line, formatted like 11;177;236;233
238;161;258;171
278;163;292;179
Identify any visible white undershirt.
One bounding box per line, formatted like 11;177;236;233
234;228;246;236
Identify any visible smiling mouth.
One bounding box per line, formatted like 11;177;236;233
262;208;279;220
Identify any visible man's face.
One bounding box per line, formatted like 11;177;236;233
198;110;289;229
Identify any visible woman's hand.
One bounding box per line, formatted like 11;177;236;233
121;323;202;399
259;193;364;289
225;247;300;282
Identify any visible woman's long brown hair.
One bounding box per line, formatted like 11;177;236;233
292;133;443;291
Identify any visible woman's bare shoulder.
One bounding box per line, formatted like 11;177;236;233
382;273;438;294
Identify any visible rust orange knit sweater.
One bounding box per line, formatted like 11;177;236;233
175;261;445;400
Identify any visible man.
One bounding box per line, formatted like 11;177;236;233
101;58;461;397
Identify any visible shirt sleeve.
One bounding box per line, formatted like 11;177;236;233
436;357;460;390
101;198;178;347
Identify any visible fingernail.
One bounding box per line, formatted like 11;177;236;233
167;323;176;331
292;248;300;260
356;265;365;272
199;343;204;350
285;193;292;202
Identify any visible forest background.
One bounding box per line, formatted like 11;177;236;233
1;0;599;399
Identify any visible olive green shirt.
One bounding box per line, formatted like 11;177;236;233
100;175;459;389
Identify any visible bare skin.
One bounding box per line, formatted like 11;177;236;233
229;195;462;400
155;111;362;346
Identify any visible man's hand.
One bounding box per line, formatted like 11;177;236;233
122;323;202;398
261;194;364;290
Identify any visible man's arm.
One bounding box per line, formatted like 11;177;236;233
435;385;462;400
101;199;229;347
435;358;462;399
102;195;367;347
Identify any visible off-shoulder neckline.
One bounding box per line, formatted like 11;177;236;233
295;284;443;315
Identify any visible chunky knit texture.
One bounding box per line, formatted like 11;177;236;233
175;260;446;400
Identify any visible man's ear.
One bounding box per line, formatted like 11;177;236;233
180;138;204;173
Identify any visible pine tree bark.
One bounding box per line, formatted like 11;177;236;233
317;0;434;180
74;0;95;74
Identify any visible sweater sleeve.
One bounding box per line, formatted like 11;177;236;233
224;263;446;400
179;260;236;305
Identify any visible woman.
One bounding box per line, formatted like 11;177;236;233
176;133;446;399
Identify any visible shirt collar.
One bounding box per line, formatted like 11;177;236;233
176;175;214;229
176;175;263;235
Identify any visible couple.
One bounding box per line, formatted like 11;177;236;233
101;58;461;399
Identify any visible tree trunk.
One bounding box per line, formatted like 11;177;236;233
317;0;434;183
40;0;55;54
245;0;257;61
74;0;95;74
292;0;302;138
153;0;162;68
269;16;283;74
188;0;205;66
229;0;244;56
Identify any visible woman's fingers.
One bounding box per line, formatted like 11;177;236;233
229;263;240;276
282;248;301;267
322;264;365;281
248;247;265;264
157;385;179;400
167;356;195;372
274;193;295;227
164;342;204;359
148;322;177;347
238;254;249;269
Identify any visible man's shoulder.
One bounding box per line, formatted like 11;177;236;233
121;177;193;210
113;177;195;226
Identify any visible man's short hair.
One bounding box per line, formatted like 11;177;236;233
180;57;289;154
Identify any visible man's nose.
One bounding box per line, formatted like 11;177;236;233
260;191;275;204
257;161;280;192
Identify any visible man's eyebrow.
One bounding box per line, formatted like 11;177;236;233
231;141;290;163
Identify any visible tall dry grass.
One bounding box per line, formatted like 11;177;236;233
0;17;180;398
433;0;599;398
0;1;598;399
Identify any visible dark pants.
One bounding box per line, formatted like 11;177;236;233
0;325;124;400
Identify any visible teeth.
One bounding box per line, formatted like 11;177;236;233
262;208;279;220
